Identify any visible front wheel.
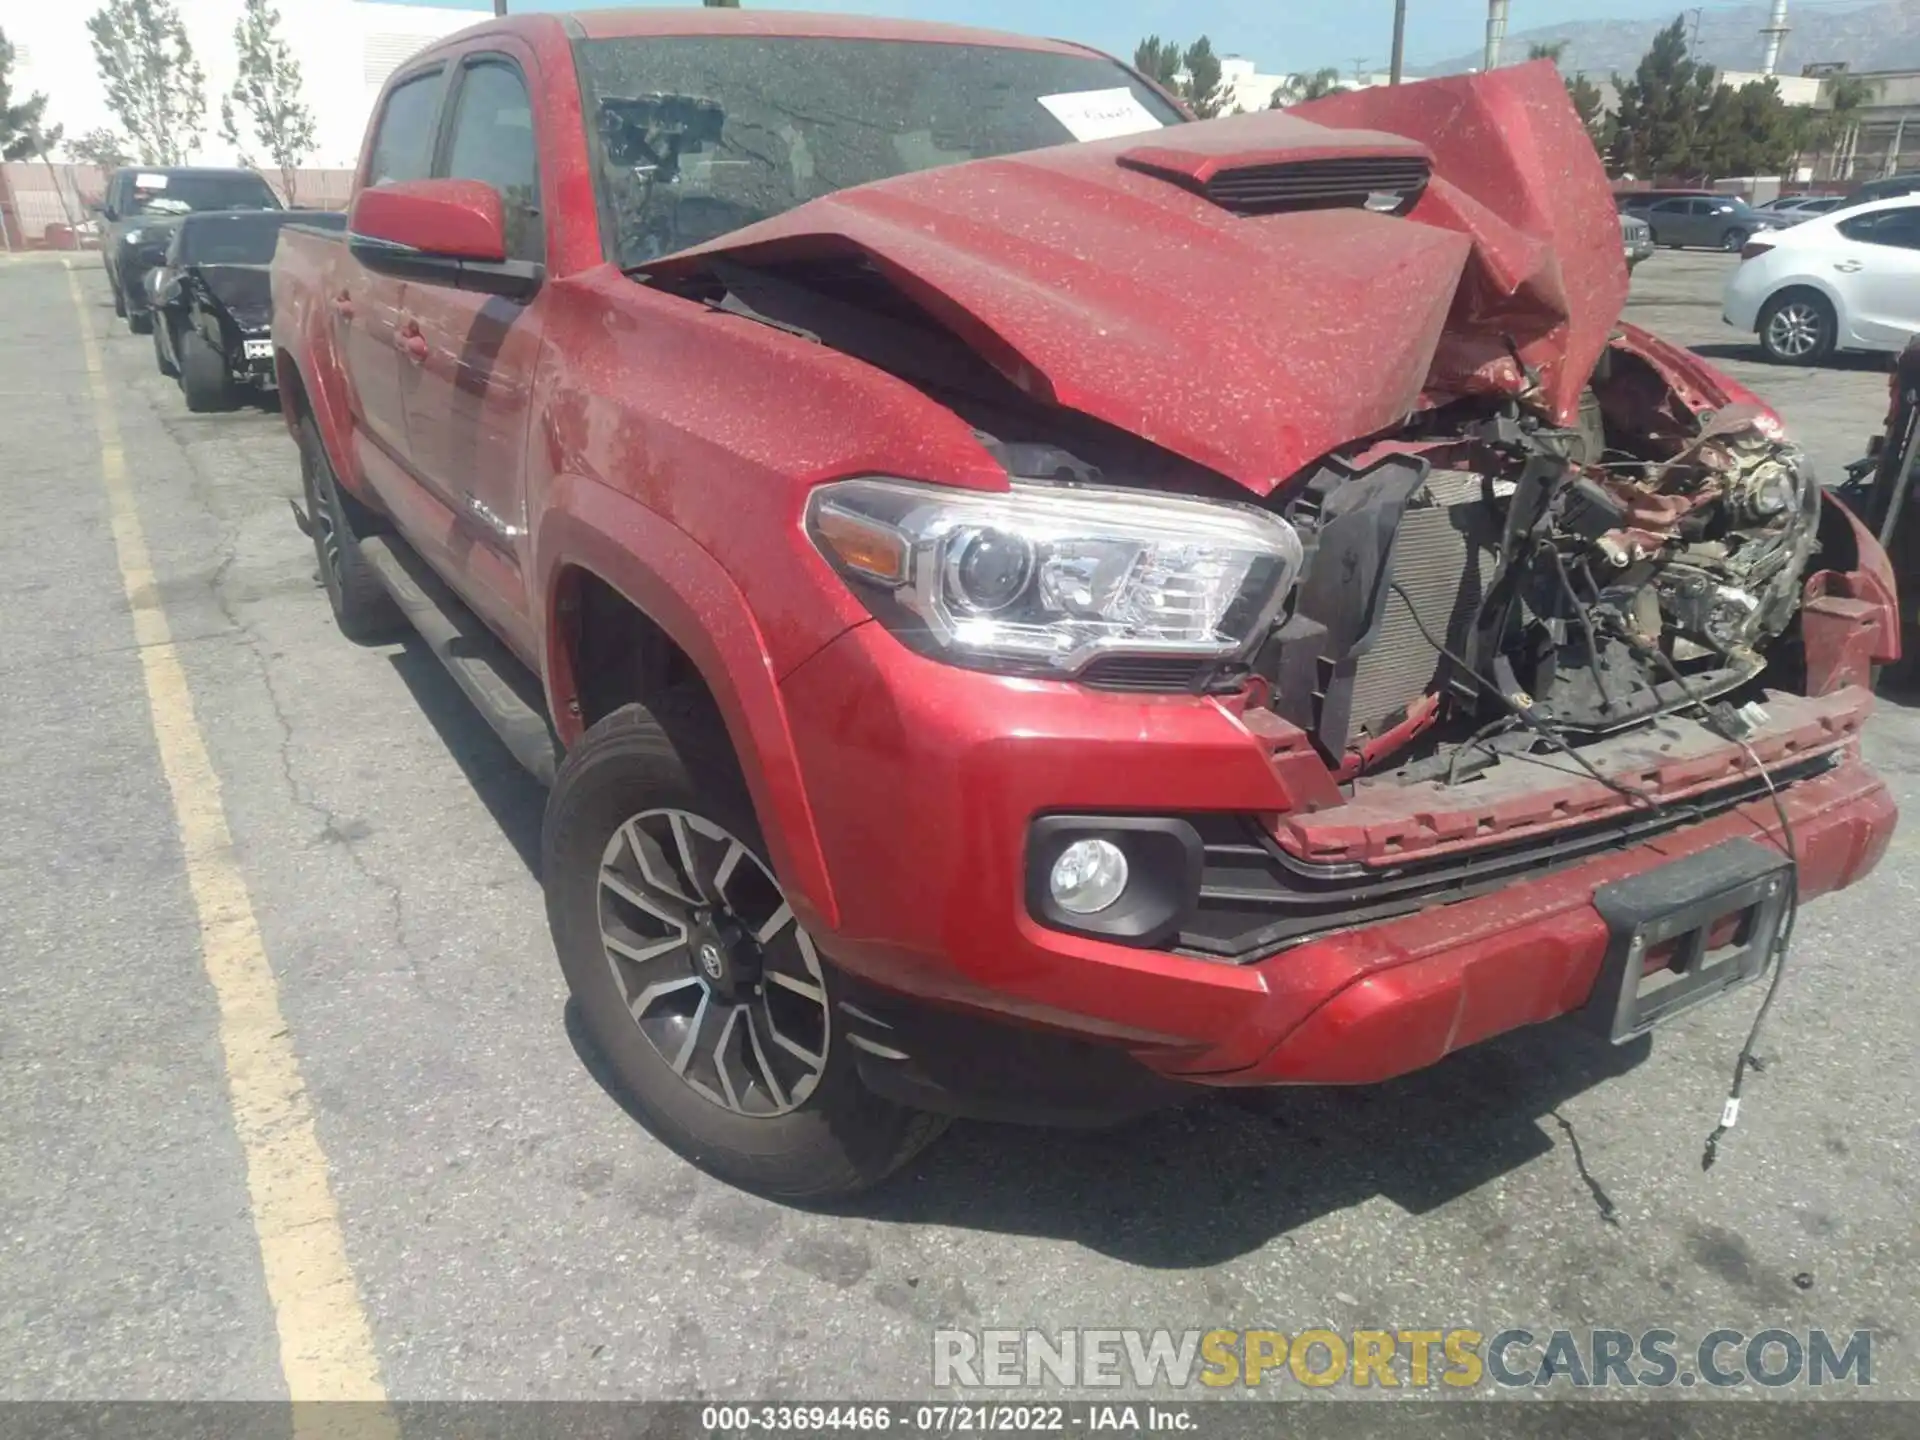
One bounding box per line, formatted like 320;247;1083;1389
180;329;233;411
1723;227;1750;252
297;414;402;641
543;696;946;1199
1758;291;1837;364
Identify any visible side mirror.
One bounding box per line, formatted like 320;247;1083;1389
348;179;541;301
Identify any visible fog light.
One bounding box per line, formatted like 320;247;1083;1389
1049;838;1129;915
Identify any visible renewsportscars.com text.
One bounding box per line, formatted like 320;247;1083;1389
932;1327;1873;1390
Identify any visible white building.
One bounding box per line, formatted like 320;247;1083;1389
8;0;485;170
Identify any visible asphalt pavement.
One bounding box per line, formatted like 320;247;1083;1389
1;247;1915;1404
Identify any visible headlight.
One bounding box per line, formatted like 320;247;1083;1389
806;477;1303;678
123;227;145;245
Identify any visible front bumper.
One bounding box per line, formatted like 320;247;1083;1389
780;622;1896;1087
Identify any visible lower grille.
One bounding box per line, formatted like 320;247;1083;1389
1175;755;1832;962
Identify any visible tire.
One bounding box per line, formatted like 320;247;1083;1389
543;694;946;1199
180;328;234;412
1758;290;1837;365
152;318;179;379
297;413;403;642
1723;228;1749;252
110;275;126;318
128;305;153;336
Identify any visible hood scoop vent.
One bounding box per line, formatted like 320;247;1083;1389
1202;156;1431;216
1118;130;1432;218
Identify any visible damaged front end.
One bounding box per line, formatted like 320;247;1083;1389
1262;336;1827;777
637;60;1894;891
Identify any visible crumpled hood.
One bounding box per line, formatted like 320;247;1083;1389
653;61;1625;496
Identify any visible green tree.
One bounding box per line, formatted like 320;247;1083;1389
69;127;132;169
1610;16;1719;181
86;0;205;166
219;0;314;201
1700;77;1804;177
1528;40;1568;64
0;26;62;161
1132;34;1229;118
1270;68;1344;107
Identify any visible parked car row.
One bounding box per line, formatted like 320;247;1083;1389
99;166;346;411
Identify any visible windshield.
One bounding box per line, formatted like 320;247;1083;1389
573;36;1182;267
130;173;282;217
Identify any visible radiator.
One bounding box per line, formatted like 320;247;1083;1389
1345;469;1499;741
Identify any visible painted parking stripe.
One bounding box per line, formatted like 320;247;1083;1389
63;262;396;1423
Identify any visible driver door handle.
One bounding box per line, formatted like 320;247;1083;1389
398;322;429;364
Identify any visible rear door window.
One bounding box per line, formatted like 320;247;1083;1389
1839;206;1920;251
367;69;445;187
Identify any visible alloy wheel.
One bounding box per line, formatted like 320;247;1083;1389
1765;302;1824;360
597;808;830;1117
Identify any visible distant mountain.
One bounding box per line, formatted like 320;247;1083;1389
1416;0;1920;78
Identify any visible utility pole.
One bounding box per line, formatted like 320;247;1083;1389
493;0;506;15
1389;0;1408;84
1483;0;1509;71
1686;8;1704;61
1760;0;1790;77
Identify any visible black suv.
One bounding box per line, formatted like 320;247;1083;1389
98;168;281;334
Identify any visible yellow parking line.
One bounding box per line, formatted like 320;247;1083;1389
62;262;395;1421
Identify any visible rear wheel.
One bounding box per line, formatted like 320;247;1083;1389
180;329;234;412
543;695;946;1199
297;414;403;642
1758;290;1836;364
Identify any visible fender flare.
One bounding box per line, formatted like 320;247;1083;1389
537;475;840;932
275;314;369;508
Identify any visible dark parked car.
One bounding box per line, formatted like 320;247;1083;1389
150;209;346;411
1643;194;1772;251
1849;172;1920;205
1615;188;1716;216
98;167;281;334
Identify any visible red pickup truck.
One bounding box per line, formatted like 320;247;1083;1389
274;9;1900;1198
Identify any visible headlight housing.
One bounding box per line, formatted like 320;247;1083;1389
123;227;146;245
806;477;1303;680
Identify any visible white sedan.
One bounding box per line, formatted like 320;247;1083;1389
1722;196;1920;363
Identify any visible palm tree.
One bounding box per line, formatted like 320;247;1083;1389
1270;68;1344;108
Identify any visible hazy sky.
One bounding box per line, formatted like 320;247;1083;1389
376;0;1736;72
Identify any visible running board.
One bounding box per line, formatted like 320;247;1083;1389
358;535;560;786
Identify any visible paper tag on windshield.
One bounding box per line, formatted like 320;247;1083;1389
135;173;168;189
1038;88;1164;143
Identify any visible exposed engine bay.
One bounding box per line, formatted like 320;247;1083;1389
1258;339;1823;775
